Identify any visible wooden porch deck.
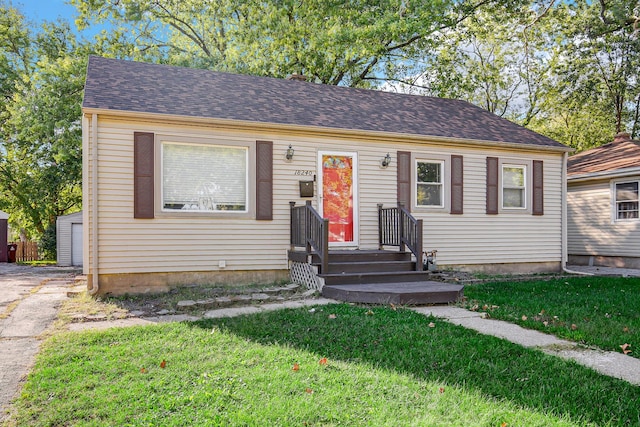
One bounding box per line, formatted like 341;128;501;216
322;281;464;305
288;249;464;305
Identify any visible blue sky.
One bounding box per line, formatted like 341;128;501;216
17;0;78;23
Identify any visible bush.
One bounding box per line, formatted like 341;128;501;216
39;222;57;261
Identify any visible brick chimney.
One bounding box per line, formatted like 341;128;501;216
287;73;307;82
613;132;631;143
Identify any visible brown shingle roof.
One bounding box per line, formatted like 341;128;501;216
568;133;640;177
83;56;566;149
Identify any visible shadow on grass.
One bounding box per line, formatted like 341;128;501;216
191;303;639;426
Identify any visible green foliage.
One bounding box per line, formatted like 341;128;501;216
39;221;57;261
70;0;525;88
0;3;83;240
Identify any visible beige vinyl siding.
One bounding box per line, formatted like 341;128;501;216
568;178;640;257
56;212;82;266
85;114;564;276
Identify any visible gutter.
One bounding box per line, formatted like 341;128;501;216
88;113;100;295
568;166;640;183
81;107;574;155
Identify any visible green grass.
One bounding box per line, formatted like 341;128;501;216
10;304;639;426
17;260;57;266
462;276;640;357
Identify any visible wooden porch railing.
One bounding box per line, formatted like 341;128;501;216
378;203;423;271
290;201;329;274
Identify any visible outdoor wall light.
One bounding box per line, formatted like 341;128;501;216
381;153;391;168
286;144;295;160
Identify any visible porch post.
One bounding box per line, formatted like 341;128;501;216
398;202;406;252
289;201;296;251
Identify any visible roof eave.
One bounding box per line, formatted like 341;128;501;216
82;107;572;154
568;166;640;183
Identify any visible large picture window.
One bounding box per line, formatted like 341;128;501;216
502;164;526;209
416;161;443;207
162;142;248;212
615;181;639;220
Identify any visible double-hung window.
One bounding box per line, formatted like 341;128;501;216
502;164;526;209
614;181;639;220
162;141;248;213
416;160;444;207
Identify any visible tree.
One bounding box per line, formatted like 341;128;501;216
0;4;83;241
71;0;523;88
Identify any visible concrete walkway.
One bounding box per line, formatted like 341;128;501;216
413;306;640;386
0;264;81;422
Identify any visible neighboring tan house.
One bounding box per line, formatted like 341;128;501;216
568;132;640;268
82;56;571;296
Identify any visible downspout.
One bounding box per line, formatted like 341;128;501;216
561;151;593;276
88;113;100;294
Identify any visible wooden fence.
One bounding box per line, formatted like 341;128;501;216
9;241;39;262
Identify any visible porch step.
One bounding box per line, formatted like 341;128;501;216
320;270;432;286
312;250;412;264
322;281;464;305
324;260;416;274
289;248;463;305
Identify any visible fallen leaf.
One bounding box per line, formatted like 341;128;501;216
305;388;313;394
328;314;337;319
482;304;489;311
319;358;327;365
308;308;316;313
292;363;300;371
439;387;445;394
539;309;545;315
501;423;508;427
140;367;147;374
470;304;479;311
428;322;436;328
571;324;578;330
521;315;528;321
390;303;397;311
491;305;499;310
543;321;549;327
620;343;632;355
623;326;630;333
366;310;374;316
160;360;166;369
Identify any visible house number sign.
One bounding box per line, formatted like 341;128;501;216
294;170;314;176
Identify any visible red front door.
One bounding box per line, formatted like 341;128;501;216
320;152;358;245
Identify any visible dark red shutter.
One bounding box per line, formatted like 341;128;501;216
486;157;499;215
532;160;544;216
397;151;411;209
256;140;273;220
134;132;155;219
450;155;464;214
0;219;7;262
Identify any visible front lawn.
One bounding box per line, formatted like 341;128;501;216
10;304;639;426
462;276;640;357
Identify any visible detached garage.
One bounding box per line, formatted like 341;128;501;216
57;211;83;267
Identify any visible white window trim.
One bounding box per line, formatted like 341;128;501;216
412;154;450;212
610;178;640;223
154;134;256;219
499;159;532;214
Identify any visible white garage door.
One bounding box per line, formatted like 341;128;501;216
71;223;83;266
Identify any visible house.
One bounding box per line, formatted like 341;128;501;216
56;211;83;267
567;132;640;268
82;56;571;296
